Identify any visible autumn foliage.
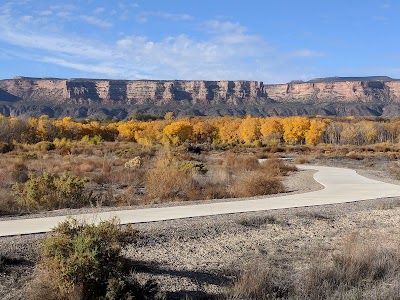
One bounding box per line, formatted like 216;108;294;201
0;114;399;147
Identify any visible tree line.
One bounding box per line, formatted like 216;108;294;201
0;114;399;146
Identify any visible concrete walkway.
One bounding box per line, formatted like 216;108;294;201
1;165;400;237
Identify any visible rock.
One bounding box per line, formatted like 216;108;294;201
0;76;400;118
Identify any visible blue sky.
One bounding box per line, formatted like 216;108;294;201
0;0;398;83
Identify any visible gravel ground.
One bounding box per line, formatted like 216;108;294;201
1;159;400;299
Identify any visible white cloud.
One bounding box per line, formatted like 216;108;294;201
80;15;113;28
205;20;246;34
289;49;324;58
42;57;124;76
0;3;322;83
94;7;105;14
39;10;52;16
136;11;193;23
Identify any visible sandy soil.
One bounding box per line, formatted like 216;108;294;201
1;158;400;299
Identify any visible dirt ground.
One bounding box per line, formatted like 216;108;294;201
1;157;400;299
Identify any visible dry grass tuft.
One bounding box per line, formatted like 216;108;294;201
229;171;284;198
223;153;260;173
226;234;400;300
145;155;197;202
260;158;298;176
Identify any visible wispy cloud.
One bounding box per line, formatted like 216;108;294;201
0;2;323;82
136;11;193;23
289;49;324;58
80;15;113;28
94;7;105;14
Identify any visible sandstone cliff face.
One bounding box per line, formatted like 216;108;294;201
264;81;400;104
0;78;268;105
1;77;400;118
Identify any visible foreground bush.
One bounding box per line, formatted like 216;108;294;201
29;218;161;300
12;172;92;211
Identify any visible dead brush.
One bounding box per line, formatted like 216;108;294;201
226;262;289;300
229;171;284;198
8;160;29;183
223;153;259;173
145;156;198;202
78;162;97;173
260;158;297;176
0;190;20;215
226;234;400;300
301;234;400;299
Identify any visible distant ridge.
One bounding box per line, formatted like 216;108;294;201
307;76;398;83
1;76;400;118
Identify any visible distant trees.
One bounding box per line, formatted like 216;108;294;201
0;114;399;147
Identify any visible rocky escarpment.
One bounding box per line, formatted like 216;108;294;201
1;76;400;118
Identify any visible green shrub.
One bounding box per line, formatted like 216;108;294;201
34;141;56;151
179;160;208;174
30;218;161;300
12;172;92;211
20;152;38;160
81;134;104;145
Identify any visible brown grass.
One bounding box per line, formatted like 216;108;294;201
229;171;284;198
223;153;260;173
260;158;298;176
226;234;400;300
145;155;197;202
0;190;19;215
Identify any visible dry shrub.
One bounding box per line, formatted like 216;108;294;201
226;234;400;300
260;158;297;176
9;160;29;183
78;162;96;173
301;234;400;300
119;185;143;206
229;171;284;198
224;153;259;173
236;215;285;228
295;157;309;164
346;151;365;160
109;168;145;186
102;161;112;173
226;262;289;300
145;156;197;202
201;183;231;200
0;190;19;215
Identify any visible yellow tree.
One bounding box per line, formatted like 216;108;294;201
36;115;58;141
238;115;261;144
305;119;329;145
193;120;217;143
117;120;143;141
133;120;169;145
215;117;241;144
358;121;378;144
163;120;193;145
282;116;310;144
260;117;283;144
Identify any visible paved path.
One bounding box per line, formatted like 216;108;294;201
1;165;400;237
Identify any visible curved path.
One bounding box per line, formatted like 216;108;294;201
1;165;400;237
